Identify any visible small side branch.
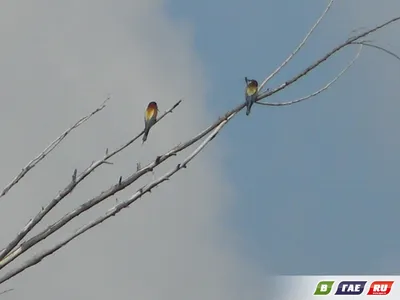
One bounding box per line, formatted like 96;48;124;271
258;0;334;92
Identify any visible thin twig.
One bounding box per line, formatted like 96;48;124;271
0;115;233;285
351;41;400;61
0;288;13;296
258;0;334;92
0;96;110;199
0;99;183;262
257;45;363;106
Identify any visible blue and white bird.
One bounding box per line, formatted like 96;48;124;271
244;77;259;116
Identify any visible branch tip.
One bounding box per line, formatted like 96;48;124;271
72;169;77;182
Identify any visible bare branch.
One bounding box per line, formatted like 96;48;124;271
0;96;110;199
0;99;183;263
258;0;334;92
257;45;363;106
0;113;233;285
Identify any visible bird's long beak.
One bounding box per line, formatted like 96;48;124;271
245;77;248;84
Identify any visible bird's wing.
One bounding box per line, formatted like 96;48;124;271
145;107;156;121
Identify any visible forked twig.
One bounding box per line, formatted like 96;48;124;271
257;40;400;107
256;16;400;103
257;45;363;106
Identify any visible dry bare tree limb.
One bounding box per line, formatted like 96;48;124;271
351;41;400;61
0;115;233;285
0;104;234;270
0;99;183;263
258;0;334;92
256;16;400;103
0;96;111;199
257;45;363;106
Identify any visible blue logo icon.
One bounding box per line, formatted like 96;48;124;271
335;281;367;295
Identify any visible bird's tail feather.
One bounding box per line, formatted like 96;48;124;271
142;133;147;142
246;103;252;116
142;126;150;144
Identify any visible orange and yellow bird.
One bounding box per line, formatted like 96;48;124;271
142;101;159;143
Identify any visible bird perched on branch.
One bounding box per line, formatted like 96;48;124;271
245;77;259;116
142;101;159;144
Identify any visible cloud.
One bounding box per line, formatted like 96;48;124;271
0;0;263;299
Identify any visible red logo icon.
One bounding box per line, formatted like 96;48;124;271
367;281;394;295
